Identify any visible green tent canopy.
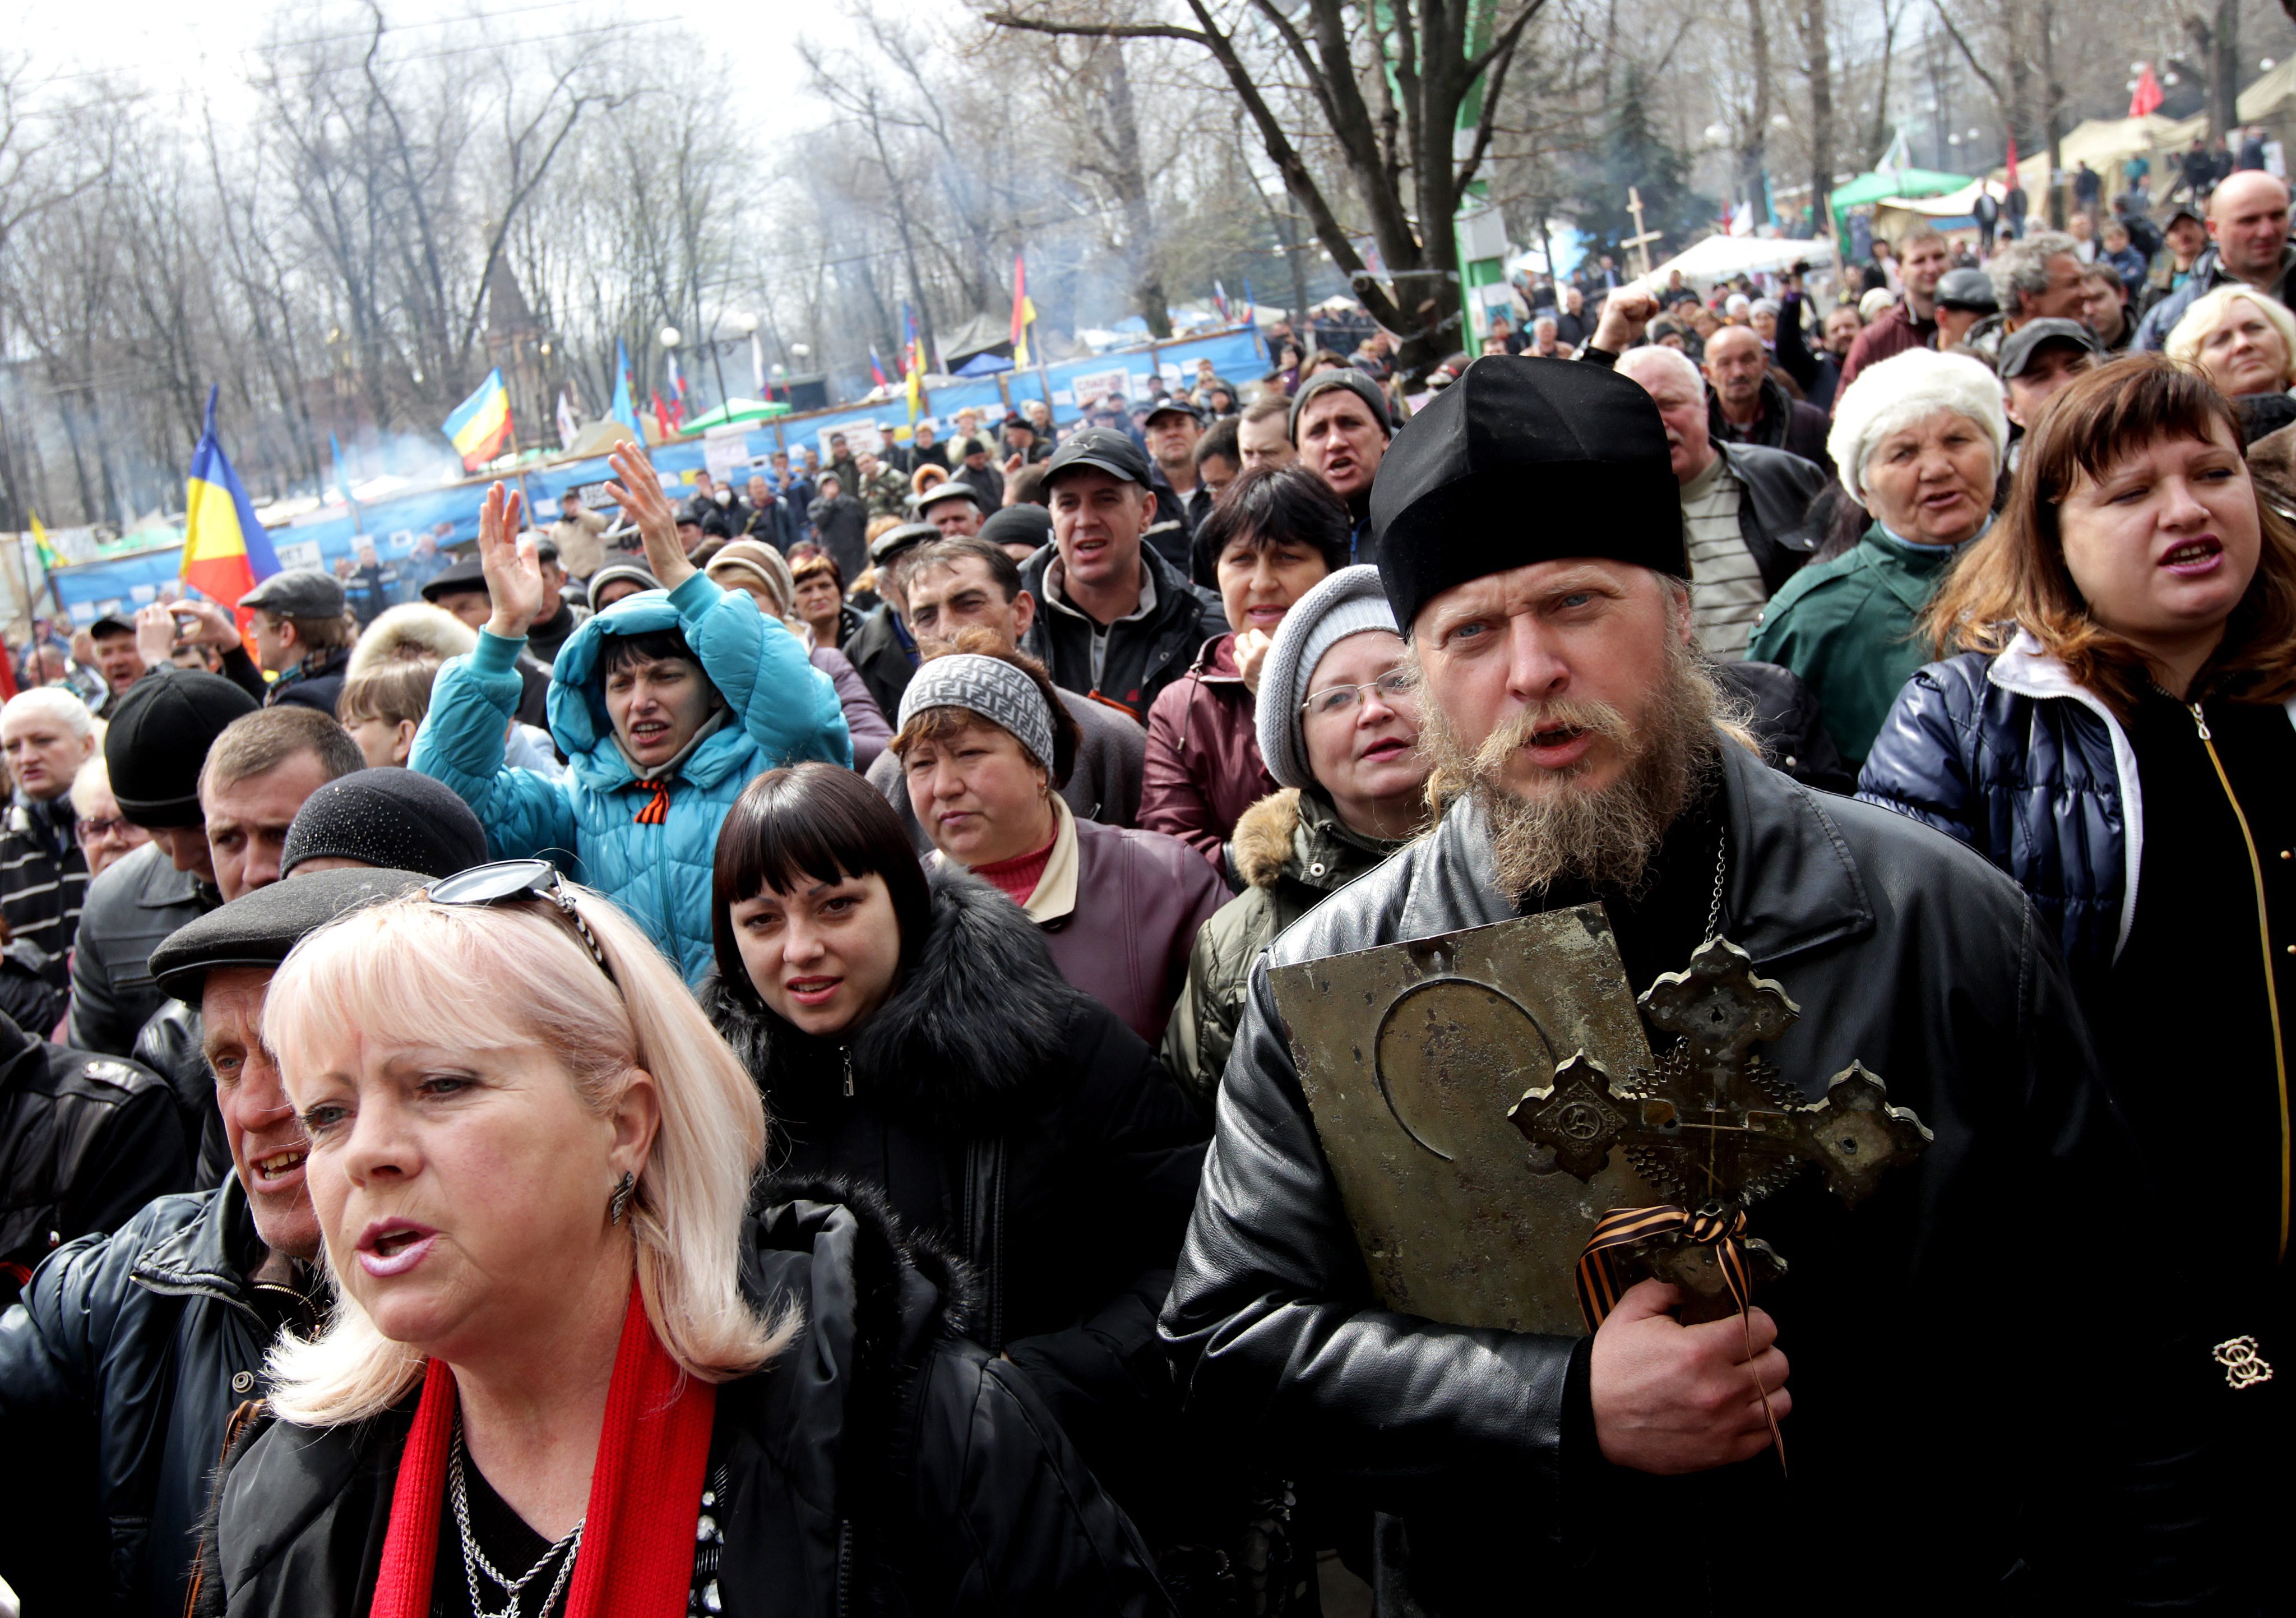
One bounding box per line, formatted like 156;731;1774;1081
681;397;793;431
1829;168;1971;214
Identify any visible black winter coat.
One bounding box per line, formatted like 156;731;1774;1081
0;1010;187;1303
1712;441;1826;597
1707;373;1834;474
706;866;1209;1529
1018;541;1228;724
188;1192;1177;1618
843;602;918;724
67;840;215;1058
0;1177;317;1617
1160;738;2207;1614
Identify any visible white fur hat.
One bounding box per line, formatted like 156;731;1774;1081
1825;346;2008;507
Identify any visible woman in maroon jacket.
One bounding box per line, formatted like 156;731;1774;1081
893;634;1225;1044
1138;468;1353;875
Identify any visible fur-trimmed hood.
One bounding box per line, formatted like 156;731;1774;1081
344;602;478;678
1229;783;1410;895
703;862;1081;1133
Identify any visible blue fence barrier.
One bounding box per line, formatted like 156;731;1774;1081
44;326;1270;623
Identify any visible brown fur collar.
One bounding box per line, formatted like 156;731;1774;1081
1232;788;1302;891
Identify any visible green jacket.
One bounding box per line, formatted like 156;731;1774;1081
1747;521;1969;765
1161;787;1406;1109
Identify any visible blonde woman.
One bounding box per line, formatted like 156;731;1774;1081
2165;283;2296;400
191;866;1172;1616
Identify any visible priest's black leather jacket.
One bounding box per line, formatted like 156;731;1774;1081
1160;737;2210;1614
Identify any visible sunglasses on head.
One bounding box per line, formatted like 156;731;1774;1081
426;859;615;984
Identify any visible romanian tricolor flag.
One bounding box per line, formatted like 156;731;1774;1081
444;368;514;471
1010;253;1037;369
182;386;281;631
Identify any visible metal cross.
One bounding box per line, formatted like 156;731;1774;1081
1507;937;1932;1318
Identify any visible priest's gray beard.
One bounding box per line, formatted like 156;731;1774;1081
1416;632;1725;904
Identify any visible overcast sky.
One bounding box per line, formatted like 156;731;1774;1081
13;0;847;140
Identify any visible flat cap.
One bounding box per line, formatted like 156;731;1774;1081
280;770;489;881
1369;355;1684;632
910;482;984;515
871;521;941;567
239;568;346;619
149;866;429;1002
419;554;488;601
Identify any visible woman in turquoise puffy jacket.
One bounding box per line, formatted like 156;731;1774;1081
412;443;851;981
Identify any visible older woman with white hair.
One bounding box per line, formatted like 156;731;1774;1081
1748;346;2007;764
2165;283;2296;443
189;867;1173;1614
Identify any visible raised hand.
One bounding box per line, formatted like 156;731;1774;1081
133;603;179;668
475;481;542;639
603;441;696;593
1590;287;1660;355
172;596;243;650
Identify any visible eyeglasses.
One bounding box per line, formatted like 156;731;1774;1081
76;817;137;844
427;859;615;983
1302;667;1416;721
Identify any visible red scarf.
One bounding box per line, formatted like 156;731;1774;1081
369;1282;716;1617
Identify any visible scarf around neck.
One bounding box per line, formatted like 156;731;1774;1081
369;1282;716;1618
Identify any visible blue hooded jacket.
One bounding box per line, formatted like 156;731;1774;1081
411;572;850;981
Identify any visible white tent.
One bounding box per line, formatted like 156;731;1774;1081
1638;234;1835;291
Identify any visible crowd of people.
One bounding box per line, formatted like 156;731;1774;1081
0;170;2290;1617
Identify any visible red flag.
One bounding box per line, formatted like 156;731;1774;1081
651;389;681;436
2131;66;2164;119
2005;135;2020;191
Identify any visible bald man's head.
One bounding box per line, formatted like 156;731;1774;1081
2209;170;2293;285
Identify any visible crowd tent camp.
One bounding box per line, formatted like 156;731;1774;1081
1872;178;2009;253
1639;233;1836;293
2005;59;2296;200
1828;167;1969;219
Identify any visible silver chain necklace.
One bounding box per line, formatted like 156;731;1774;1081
450;1414;584;1618
1705;822;1728;941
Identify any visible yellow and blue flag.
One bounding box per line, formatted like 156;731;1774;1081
182;385;282;627
611;338;645;444
445;368;514;470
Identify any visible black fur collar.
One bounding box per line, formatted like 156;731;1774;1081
703;863;1076;1133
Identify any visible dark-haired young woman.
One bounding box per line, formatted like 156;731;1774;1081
1859;354;2294;1601
705;761;1211;1554
1139;468;1353;871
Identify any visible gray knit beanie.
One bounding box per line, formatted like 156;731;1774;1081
1255;564;1399;791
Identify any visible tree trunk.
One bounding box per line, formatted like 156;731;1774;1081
2039;0;2066;228
1738;0;1772;220
1100;43;1170;338
2213;0;2241;137
1803;0;1834;235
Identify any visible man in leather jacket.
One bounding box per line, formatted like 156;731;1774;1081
1159;356;2205;1614
0;869;424;1616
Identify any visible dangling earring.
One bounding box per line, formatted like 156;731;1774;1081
608;1171;636;1226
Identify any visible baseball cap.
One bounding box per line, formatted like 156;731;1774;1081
1934;268;1999;315
239;568;346;618
1143;399;1202;427
1998;318;2104;379
1043;427;1154;489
